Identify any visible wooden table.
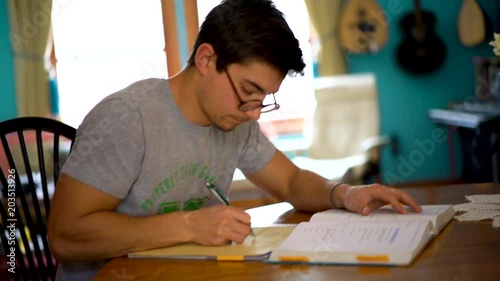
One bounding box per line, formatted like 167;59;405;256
93;183;500;281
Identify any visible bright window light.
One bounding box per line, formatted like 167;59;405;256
51;0;167;128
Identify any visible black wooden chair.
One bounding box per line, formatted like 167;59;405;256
0;117;76;281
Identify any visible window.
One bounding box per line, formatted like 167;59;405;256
52;0;315;137
51;0;167;128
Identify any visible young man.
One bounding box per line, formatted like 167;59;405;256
48;0;421;280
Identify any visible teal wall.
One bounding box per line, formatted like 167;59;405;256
346;0;498;184
0;0;16;121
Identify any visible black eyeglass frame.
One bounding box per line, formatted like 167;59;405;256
224;69;280;113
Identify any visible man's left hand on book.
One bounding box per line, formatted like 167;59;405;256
338;183;423;216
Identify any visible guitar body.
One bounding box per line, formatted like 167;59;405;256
396;10;447;74
339;0;388;54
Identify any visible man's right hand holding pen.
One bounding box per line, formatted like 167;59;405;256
206;182;256;238
182;204;254;246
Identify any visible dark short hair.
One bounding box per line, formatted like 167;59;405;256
187;0;305;77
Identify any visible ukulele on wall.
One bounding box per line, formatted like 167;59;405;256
339;0;389;54
396;0;446;74
457;0;486;47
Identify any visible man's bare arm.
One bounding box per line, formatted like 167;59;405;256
48;174;252;262
246;150;421;214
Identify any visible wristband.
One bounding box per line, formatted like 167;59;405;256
329;182;345;209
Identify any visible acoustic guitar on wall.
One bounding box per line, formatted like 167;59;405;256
339;0;389;54
395;0;446;74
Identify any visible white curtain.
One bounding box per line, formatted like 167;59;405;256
8;0;53;117
305;0;346;76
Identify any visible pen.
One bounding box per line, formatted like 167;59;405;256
206;182;255;237
206;182;230;205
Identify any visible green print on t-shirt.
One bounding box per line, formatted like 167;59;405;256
157;196;208;214
140;162;217;211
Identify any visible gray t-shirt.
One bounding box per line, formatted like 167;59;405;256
55;78;276;280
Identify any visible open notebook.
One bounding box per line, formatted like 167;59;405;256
128;225;296;261
128;205;455;266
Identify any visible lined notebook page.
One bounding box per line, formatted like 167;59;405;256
128;225;296;259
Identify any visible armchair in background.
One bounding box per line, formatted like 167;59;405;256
290;73;397;185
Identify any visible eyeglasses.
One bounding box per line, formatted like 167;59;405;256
224;69;280;113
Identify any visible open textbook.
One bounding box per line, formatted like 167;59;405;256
267;205;455;266
307;204;455;235
128;205;455;266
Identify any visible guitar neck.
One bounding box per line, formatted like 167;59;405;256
414;0;425;38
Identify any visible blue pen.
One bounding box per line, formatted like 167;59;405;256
206;182;255;237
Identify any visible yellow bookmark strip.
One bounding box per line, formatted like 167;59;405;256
356;255;389;262
278;256;310;262
216;256;245;261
